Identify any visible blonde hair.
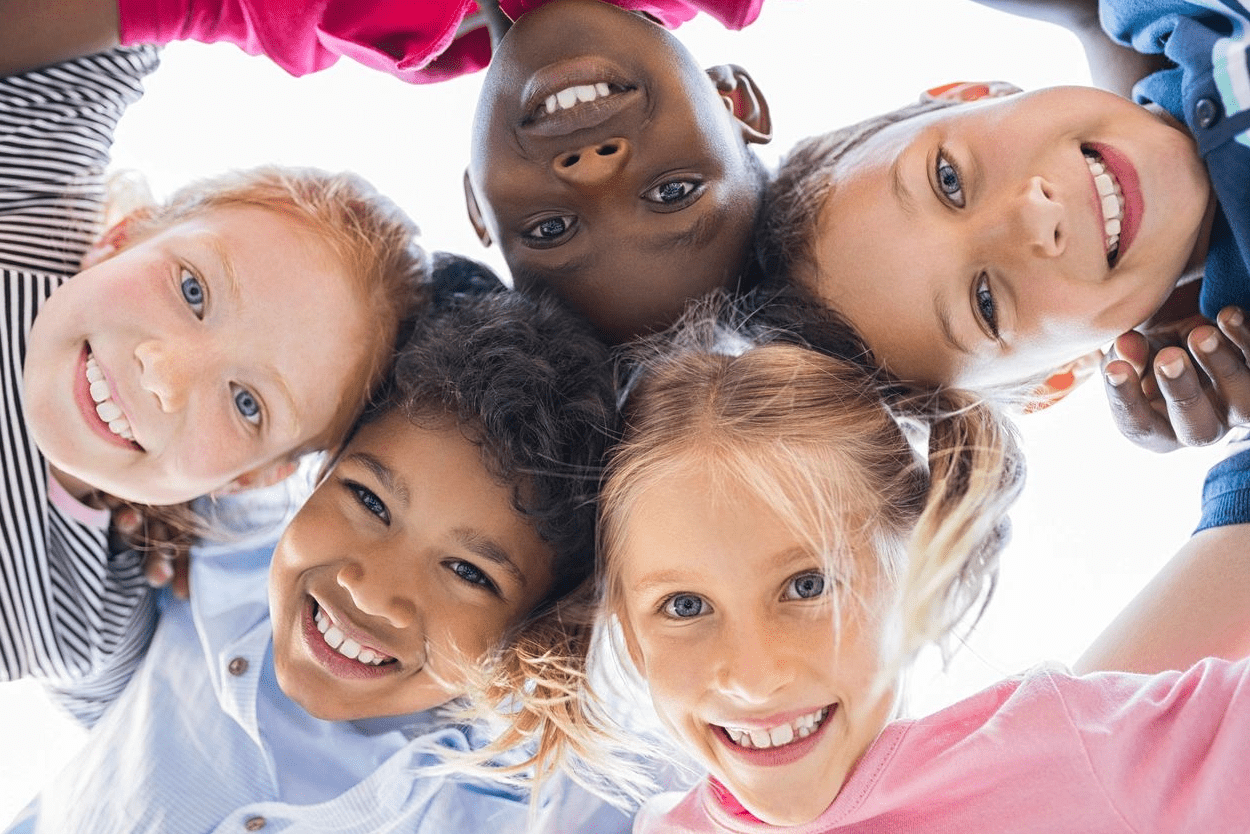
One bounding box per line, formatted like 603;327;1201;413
483;295;1024;803
105;167;429;548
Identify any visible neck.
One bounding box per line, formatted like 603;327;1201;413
48;464;107;508
1181;189;1220;286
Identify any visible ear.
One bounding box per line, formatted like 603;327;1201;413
212;459;301;496
463;169;494;248
706;64;771;145
81;209;153;270
921;80;1022;104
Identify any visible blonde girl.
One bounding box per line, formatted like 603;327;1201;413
2;47;427;723
511;297;1250;832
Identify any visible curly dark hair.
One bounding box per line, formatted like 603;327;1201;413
361;261;617;603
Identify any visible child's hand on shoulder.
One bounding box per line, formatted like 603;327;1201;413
1104;306;1250;452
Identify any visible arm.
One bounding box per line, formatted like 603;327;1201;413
1074;523;1250;674
969;0;1167;98
0;0;119;76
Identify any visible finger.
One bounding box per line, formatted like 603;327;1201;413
144;549;175;588
1103;357;1178;452
1109;330;1151;375
171;553;191;600
1218;306;1250;361
1192;322;1250;428
112;506;143;536
1155;346;1225;447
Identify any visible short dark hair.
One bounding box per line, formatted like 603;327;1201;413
363;262;617;602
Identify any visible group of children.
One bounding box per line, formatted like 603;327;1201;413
4;0;1250;831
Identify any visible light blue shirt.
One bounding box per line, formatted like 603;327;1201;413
8;492;636;833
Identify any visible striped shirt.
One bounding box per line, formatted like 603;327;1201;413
1;47;161;725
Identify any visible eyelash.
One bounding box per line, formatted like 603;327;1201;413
782;571;828;601
643;178;704;209
343;479;390;524
974;272;1000;338
660;592;708;620
446;560;500;595
934;149;966;209
522;215;576;247
180;268;207;317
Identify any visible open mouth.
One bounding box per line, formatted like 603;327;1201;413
1083;148;1126;267
535;81;631;117
312;601;396;667
85;353;136;441
720;706;831;751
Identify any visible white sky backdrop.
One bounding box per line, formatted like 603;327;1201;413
0;0;1230;820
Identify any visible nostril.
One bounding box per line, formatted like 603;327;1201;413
560;154;580;168
597;144;618;156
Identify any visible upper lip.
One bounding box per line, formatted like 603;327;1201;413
712;703;834;731
313;596;403;663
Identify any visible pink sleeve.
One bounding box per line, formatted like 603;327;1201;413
118;0;472;82
1061;658;1250;831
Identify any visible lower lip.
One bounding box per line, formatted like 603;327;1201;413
300;597;396;680
74;344;141;451
1089;142;1143;260
520;58;639;133
714;706;836;767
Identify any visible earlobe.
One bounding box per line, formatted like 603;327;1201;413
706;64;772;146
213;459;301;497
463;169;494;248
81;208;153;271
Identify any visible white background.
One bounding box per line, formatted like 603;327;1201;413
0;0;1229;821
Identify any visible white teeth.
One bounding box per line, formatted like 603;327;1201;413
1083;151;1125;260
85;355;136;443
722;707;830;751
540;81;617;115
313;605;390;666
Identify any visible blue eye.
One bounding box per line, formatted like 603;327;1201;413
974;272;1000;338
935;151;965;208
180;269;206;316
784;572;827;601
645;179;702;206
448;560;498;594
344;480;389;523
231;384;261;425
663;593;707;619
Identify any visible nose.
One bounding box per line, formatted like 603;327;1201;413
135;339;195;412
712;613;792;705
336;560;419;630
1015;176;1066;259
551;138;631;187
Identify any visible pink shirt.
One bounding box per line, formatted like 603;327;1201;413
118;0;766;84
637;659;1250;833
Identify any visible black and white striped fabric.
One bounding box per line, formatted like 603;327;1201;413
1;46;160;726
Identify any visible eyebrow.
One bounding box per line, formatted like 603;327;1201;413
644;207;722;253
889;155;919;219
345;451;411;505
207;235;243;309
263;369;301;438
453;529;528;589
934;291;972;356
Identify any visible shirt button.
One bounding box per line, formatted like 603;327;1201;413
227;657;249;676
1195;97;1221;128
244;817;266;831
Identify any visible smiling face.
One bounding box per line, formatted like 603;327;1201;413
22;206;373;505
616;467;895;826
805;87;1213;388
269;411;556;722
466;0;767;342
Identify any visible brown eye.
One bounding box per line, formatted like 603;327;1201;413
522;215;576;245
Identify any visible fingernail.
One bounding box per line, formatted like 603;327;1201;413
147;561;174;587
1228;308;1244;328
1159;357;1184;379
1198;331;1220;353
1105;369;1128;387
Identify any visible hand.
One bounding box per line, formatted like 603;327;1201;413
109;504;193;599
1103;306;1250;452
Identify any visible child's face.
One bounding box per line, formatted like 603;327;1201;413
23;206;371;505
806;87;1212;388
466;0;765;342
269;412;556;722
617;469;895;826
